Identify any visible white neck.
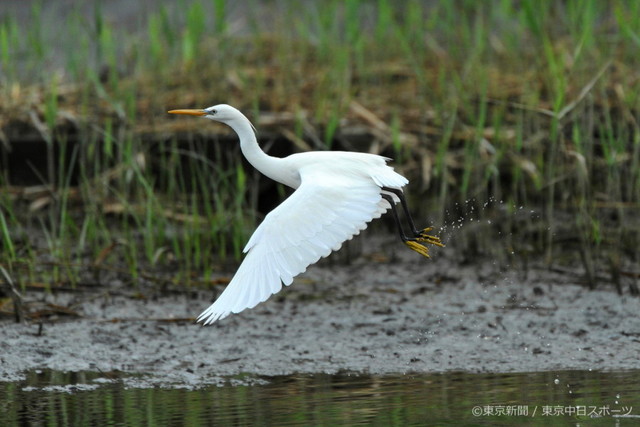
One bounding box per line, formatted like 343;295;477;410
227;117;291;186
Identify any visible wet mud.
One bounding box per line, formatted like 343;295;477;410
2;235;639;387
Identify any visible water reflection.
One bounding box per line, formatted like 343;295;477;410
2;369;639;426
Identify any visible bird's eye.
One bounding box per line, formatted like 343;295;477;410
209;109;217;115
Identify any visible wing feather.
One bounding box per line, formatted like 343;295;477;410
197;163;402;324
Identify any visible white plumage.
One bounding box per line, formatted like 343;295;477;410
168;104;437;325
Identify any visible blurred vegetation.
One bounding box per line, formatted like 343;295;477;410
0;0;639;296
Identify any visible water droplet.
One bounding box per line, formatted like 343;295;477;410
554;379;560;385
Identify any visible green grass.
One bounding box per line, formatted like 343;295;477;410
0;0;639;294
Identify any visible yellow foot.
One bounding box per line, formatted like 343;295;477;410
416;227;445;248
405;240;432;258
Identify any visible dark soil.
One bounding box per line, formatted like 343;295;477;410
2;234;638;387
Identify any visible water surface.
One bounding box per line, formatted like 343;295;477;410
2;369;639;426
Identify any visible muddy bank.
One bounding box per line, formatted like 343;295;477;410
2;235;639;387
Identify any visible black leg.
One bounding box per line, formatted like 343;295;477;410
382;193;410;242
382;187;420;235
381;191;444;258
382;187;444;246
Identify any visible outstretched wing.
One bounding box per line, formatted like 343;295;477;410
197;165;395;324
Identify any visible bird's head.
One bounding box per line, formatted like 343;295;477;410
168;103;240;123
168;103;257;135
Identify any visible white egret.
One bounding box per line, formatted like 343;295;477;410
168;104;443;324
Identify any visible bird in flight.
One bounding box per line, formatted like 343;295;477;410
168;105;443;324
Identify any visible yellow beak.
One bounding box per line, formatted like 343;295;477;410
167;109;207;116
